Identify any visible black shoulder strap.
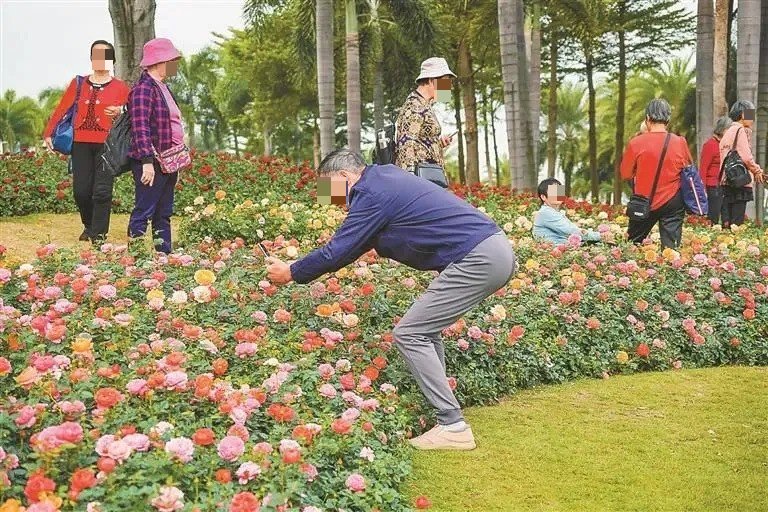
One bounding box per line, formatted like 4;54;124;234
648;132;671;204
718;127;742;179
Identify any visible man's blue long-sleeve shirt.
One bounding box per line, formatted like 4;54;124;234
289;165;502;284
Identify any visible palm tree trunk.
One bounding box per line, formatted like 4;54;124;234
529;4;541;175
738;0;762;223
232;127;240;157
109;0;156;85
370;2;384;134
482;90;493;183
316;0;335;158
313;122;321;169
345;0;361;153
491;97;501;186
755;0;768;225
263;126;272;157
585;50;599;202
453;81;466;185
547;31;558;179
698;0;715;159
613;1;627;206
713;0;729;116
458;37;480;185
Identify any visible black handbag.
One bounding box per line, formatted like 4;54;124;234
411;162;449;188
720;128;752;189
626;133;671;221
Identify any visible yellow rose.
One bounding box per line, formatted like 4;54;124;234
242;199;254;208
342;314;360;327
72;336;93;354
616;351;629;364
285;246;299;259
38;493;62;509
335;268;349;279
661;247;680;262
312;219;323;229
15;366;39;387
644;250;657;263
194;269;216;286
147;289;165;301
509;278;524;291
0;499;24;512
524;259;539;271
215;190;226;200
202;204;216;216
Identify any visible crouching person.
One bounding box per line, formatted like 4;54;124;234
266;150;517;450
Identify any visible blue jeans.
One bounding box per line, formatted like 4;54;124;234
128;159;177;253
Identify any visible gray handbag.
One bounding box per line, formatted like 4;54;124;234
410;162;449;188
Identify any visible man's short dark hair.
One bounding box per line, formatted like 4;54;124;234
537;177;562;203
317;149;367;175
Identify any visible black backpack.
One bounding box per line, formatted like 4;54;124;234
373;121;396;165
101;111;133;177
720;128;751;189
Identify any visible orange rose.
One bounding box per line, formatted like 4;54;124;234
215;469;231;484
192;428;215;446
212;358;228;376
94;387;123;409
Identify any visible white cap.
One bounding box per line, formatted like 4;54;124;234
416;57;457;82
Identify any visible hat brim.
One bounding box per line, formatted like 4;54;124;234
140;53;182;68
415;70;457;82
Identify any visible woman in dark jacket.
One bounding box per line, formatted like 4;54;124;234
127;38;186;254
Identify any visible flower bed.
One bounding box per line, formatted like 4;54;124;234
0;152;314;217
1;156;768;511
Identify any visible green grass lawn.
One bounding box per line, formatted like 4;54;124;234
409;367;768;512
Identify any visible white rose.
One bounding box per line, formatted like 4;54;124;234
170;291;188;305
286;246;299;258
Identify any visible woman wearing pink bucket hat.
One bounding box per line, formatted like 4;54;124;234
126;38;189;254
394;57;457;171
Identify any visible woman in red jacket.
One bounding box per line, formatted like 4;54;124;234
698;116;732;225
43;40;129;244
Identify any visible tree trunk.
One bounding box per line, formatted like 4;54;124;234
453;81;466;184
514;0;534;189
313;122;321;169
482;90;493;182
738;0;762;223
713;0;729;116
109;0;156;85
491;96;501;186
316;0;335;158
370;4;384;134
529;4;541;175
232;128;239;157
755;0;768;225
613;2;627;206
698;0;716;158
263;126;272;157
458;37;480;185
345;0;361;153
547;31;558;179
585;51;599;202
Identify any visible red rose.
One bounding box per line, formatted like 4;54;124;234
94;387;123;409
415;496;432;509
24;471;56;503
331;419;352;435
230;492;261;512
635;343;650;358
192;428;215;446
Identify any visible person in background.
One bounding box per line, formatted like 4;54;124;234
532;178;601;245
718;100;766;228
620;99;693;249
127;38;185;254
43;40;129;243
698;116;732;225
394;57;456;171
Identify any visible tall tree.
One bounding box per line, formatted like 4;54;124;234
457;31;480;184
109;0;156;84
316;0;335;158
0;91;43;151
697;0;715;159
612;0;628;205
498;0;534;191
713;0;730;116
755;0;768;224
528;3;542;174
738;0;762;223
345;0;361;152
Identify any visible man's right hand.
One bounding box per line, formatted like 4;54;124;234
44;137;53;151
141;163;156;187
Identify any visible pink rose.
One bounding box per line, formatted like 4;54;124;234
467;326;483;340
123;433;150;452
252;442;273;456
342;408;361;423
235;343;258;358
43;286;62;300
15;405;37;428
98;285;117;300
165;437;195;463
95;435;117;456
236;461;262;484
164;371;188;391
56;421;84;443
151;486;185;512
317;364;335;380
251;311;268;324
27;503;58;512
457;339;469;351
126;379;149;395
0;357;11;376
106;439;133;463
319;384;337;398
0;268;11;284
58;400;86;416
345;473;366;493
360;399;380;411
217;436;245;462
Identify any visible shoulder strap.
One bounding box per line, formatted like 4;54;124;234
648;133;671;204
72;76;84;117
718;127;742;179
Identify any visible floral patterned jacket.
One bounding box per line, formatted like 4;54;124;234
394;91;444;169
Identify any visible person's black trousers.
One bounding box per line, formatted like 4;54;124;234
721;200;747;227
70;142;114;242
627;191;685;249
706;186;723;225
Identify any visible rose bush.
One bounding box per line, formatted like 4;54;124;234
1;154;768;511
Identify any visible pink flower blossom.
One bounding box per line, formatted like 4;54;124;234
123;433;150;452
164;371;188;391
95;435;117;456
467;326;483;339
151;486;185;512
126;379;149;395
106;439;133;463
457;339;469;351
165;437;195;463
217;436;245;462
236;461;262;484
98;285;117;300
235;342;258;358
251;311;268;324
319;384;337;398
345;473;366;493
360;399;380;411
253;442;273;456
342;408;361;423
317;363;335;380
57;400;86;416
15;406;37;428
